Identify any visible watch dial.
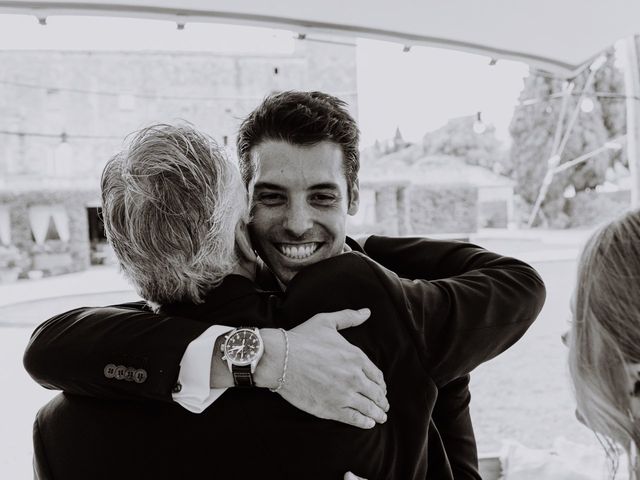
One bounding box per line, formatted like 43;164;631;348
226;330;261;365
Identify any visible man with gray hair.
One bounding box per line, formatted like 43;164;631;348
103;125;247;307
31;122;543;479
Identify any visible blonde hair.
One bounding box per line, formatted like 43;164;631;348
101;124;247;307
569;209;640;472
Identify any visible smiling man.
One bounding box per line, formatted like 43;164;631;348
250;140;355;283
25;91;545;479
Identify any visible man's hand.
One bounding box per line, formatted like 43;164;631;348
344;472;367;480
275;309;389;429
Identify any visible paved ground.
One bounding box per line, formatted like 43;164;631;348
0;228;600;478
470;258;600;453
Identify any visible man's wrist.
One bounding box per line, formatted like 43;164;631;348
253;328;285;390
210;335;234;389
210;328;285;390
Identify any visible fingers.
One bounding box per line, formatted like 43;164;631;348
344;472;367;480
359;376;390;413
331;308;371;330
340;407;377;429
350;393;387;425
361;355;386;393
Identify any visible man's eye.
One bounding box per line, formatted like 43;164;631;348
311;194;337;205
257;193;285;205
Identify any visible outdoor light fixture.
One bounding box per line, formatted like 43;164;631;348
37;16;47;26
489;58;498;66
580;97;595;113
472;112;486;134
563;184;576;198
176;22;185;30
589;55;607;72
55;133;74;175
296;33;306;40
403;45;411;53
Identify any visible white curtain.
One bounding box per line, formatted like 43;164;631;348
0;206;10;246
51;206;70;242
28;205;52;245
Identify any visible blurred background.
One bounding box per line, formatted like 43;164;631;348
1;9;638;479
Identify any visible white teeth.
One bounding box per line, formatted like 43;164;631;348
279;243;319;260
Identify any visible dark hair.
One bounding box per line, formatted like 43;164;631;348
237;91;360;195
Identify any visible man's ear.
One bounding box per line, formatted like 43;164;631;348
348;180;360;216
235;220;257;263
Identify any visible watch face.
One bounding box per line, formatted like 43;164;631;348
224;329;262;366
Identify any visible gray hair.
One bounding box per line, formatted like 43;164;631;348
101;124;246;307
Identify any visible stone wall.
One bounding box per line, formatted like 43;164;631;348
0;189;96;275
0;40;358;275
0;42;357;185
347;181;478;236
408;183;478;235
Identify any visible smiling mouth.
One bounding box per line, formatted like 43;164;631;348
277;242;321;260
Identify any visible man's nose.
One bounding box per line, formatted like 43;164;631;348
283;201;313;237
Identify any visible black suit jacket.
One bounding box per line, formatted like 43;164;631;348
27;237;546;479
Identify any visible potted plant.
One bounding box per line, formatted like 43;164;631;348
0;244;26;283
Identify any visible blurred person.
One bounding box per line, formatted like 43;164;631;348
568;209;640;478
26;92;546;479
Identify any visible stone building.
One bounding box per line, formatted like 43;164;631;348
0;38;357;279
351;149;515;236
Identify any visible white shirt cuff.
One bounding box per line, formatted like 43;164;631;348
172;324;233;414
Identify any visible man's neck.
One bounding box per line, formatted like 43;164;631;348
231;259;256;281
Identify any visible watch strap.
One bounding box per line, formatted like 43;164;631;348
232;365;254;387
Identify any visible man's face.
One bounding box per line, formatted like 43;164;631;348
248;140;359;285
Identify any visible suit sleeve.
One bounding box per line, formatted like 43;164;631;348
361;236;508;480
364;238;546;386
23;302;212;402
33;416;54;480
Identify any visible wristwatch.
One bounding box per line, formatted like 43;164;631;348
220;327;264;387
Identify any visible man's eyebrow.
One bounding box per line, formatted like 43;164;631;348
310;183;340;191
253;182;284;190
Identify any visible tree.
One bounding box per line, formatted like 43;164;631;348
507;49;623;227
422;116;505;171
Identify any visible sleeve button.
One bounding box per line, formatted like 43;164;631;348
104;364;117;379
124;367;136;382
172;382;182;393
134;369;148;384
114;365;127;380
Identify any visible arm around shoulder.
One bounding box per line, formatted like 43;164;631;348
24;303;212;402
366;244;545;386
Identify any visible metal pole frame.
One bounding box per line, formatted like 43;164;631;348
622;35;640;207
527;56;606;227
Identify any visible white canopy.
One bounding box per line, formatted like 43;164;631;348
1;0;640;77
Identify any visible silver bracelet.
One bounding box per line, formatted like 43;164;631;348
269;328;288;393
